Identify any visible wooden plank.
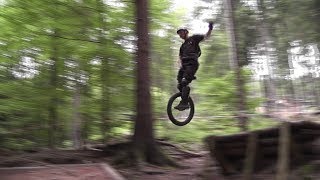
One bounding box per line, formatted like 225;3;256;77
0;163;126;180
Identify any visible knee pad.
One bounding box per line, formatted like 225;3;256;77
181;78;190;86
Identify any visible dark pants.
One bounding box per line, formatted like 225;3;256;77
177;58;199;102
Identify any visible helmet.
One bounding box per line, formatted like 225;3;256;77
176;27;188;34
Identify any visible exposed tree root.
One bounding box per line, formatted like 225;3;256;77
89;140;181;168
0;140;201;170
156;140;206;158
86;140;201;166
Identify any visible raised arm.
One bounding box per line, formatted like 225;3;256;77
204;22;214;40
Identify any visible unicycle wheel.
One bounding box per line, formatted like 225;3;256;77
167;92;195;126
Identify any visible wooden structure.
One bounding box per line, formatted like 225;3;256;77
205;121;320;174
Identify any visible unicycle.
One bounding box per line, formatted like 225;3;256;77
167;92;195;126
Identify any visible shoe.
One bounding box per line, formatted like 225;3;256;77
174;101;190;111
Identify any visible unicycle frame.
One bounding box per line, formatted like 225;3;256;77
167;92;195;126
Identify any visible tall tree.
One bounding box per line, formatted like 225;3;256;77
133;0;156;162
132;0;171;165
48;29;61;149
96;0;111;142
224;0;248;131
257;0;277;114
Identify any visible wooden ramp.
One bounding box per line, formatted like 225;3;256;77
205;121;320;174
0;163;125;180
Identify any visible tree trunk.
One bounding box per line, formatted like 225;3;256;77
96;0;110;142
300;77;307;103
72;82;82;149
133;0;156;160
257;0;278;114
313;77;320;108
288;78;296;104
77;3;92;146
223;0;236;70
82;77;91;145
224;0;248;131
48;29;60;149
262;76;276;114
132;0;171;165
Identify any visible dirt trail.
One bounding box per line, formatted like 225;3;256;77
0;147;222;180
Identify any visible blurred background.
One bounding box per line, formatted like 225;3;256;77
0;0;319;151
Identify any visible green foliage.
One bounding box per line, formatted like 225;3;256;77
200;30;231;77
1;0;318;151
0;0;179;149
195;69;261;116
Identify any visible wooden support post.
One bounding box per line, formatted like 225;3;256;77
243;132;258;180
205;136;238;174
276;122;290;180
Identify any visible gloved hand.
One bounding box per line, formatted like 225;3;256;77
208;21;214;30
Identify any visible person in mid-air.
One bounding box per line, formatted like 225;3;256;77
174;22;214;111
